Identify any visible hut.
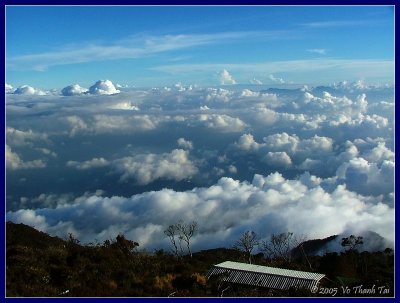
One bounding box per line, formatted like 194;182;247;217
207;261;324;291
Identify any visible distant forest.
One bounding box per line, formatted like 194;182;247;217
6;222;393;297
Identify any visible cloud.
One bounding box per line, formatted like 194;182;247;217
306;48;327;55
262;132;299;154
92;115;157;133
300;91;368;118
6;84;393;252
115;83;129;89
61;84;88;96
263;151;292;167
233;132;369;178
177;138;193;150
112;149;198;185
250;78;263;85
108;101;139;111
6;83;14;94
362;142;394;164
240;89;259;98
153;59;393;84
235;134;261;151
65;114;157;136
13;85;47;95
14;85;36;95
302;20;375;28
6;127;49;147
336;157;394;196
88;80;120;95
219;69;237;85
66;158;110;170
65;115;88;137
204;88;233;103
6;145;46;170
228;165;237;174
6;172;394;251
17;192;76;209
298;135;333;154
7;31;279;71
35;147;57;158
269;74;285;84
253;107;278;126
198;114;246;132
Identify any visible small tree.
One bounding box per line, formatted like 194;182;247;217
115;234;139;255
260;232;306;262
233;231;259;264
164;220;198;258
176;221;198;258
341;235;363;252
164;224;180;258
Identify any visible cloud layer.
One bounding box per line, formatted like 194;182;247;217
6;82;394;252
6;172;394;251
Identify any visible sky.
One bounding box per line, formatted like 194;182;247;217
6;5;394;89
5;6;395;254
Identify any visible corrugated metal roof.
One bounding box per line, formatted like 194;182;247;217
215;261;324;280
207;261;324;290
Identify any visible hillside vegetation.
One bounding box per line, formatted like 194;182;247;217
6;222;394;297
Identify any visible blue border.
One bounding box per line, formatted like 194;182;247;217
1;299;400;302
2;0;399;4
3;2;398;302
2;1;7;300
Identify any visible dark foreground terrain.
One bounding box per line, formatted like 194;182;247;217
6;222;394;297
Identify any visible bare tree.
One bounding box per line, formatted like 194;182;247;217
233;231;259;264
176;221;198;258
164;221;198;258
164;224;180;258
260;232;306;262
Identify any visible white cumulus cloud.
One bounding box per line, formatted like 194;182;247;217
88;80;120;95
6;145;46;170
336;157;394;196
235;134;261;151
65;114;157;136
6;127;49;147
362;142;394;164
219;69;237;85
61;84;88;96
6;83;14;94
177;138;193;150
198;114;246;132
13;85;47;95
113;149;198;185
263;151;293;167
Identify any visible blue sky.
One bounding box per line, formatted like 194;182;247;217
6;6;394;89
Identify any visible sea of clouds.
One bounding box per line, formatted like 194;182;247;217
5;80;394;252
